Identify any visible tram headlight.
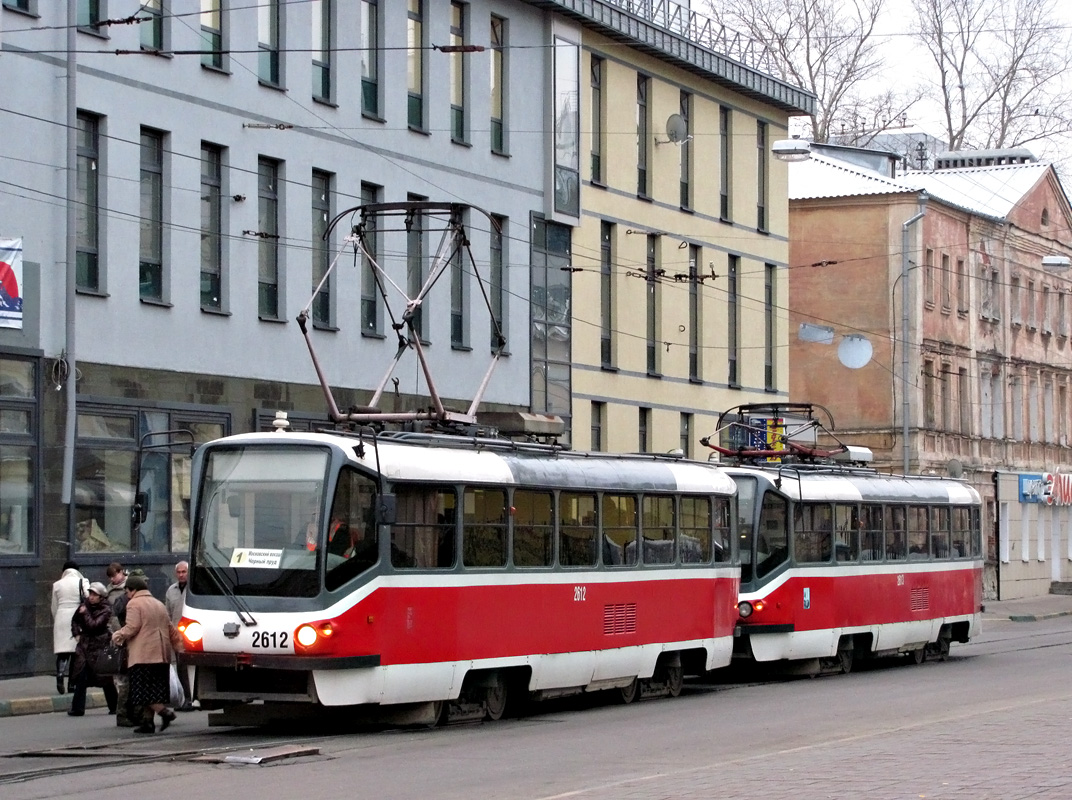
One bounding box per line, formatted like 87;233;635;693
294;620;337;653
296;624;318;647
737;601;753;619
177;617;204;652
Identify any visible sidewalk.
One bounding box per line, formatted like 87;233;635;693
2;594;1070;719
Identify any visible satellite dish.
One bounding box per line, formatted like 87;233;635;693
798;322;835;345
946;458;964;478
837;335;873;369
665;114;688;144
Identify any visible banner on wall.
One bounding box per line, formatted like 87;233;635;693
1019;472;1072;506
0;238;23;330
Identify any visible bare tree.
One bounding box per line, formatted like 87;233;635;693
704;0;902;143
913;0;1072;151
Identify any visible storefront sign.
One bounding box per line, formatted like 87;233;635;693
1019;472;1072;506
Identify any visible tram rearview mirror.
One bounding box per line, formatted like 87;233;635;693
376;494;397;526
132;492;149;525
226;495;243;518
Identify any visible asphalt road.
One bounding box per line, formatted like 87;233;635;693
2;615;1070;800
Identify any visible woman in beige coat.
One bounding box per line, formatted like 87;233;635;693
51;560;88;695
111;575;182;734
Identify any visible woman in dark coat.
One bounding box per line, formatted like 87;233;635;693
67;582;119;716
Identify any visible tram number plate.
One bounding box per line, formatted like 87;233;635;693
251;630;290;650
574;585;587;602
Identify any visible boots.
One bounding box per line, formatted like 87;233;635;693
55;654;71;695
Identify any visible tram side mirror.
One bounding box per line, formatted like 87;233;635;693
376;494;397;526
226;495;243;518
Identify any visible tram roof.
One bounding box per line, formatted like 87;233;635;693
725;465;980;505
209;431;738;496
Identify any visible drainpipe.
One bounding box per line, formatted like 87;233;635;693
901;194;927;474
61;0;77;507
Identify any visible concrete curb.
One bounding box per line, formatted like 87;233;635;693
0;689;106;718
1007;610;1072;622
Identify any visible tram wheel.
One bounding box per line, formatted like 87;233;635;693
928;635;951;662
910;647;926;665
483;677;508;721
837;647;854;675
617;678;639;705
665;665;684;698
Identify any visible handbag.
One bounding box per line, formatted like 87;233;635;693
94;642;126;676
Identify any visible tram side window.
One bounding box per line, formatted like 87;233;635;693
860;505;883;560
757;493;788;577
971;506;982;557
885;505;907;561
834;504;859;562
794;503;832;563
603;493;638;566
931;506;951;558
908;505;930;558
463;487;507;568
325;468;378;590
680;495;711;564
560;492;597;567
641;495;675;564
950;506;971;558
713;497;731;562
391;484;456;569
513;490;553;567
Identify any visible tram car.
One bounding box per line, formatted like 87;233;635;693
705;404;983;674
176;422;740;724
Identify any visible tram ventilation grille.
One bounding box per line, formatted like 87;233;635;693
910;587;930;611
604;603;637;635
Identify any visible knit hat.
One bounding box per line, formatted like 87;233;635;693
125;574;149;592
88;582;108;597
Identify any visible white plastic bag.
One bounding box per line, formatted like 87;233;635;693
169;664;185;707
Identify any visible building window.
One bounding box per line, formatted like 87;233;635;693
940;361;951;429
449;2;467;142
407;0;424;129
679;412;692;459
959;367;970;435
77;0;101;31
531;216;573;438
756;121;768;231
4;0;33;13
360;0;379;116
688;245;700;380
407;194;427;340
1059;290;1068;338
600;221;614;367
728;254;740;386
0;357;38;556
360;182;381;334
765;263;775;391
76;409;227;555
923;249;934;305
923;359;936;427
590;55;603;182
258;0;281;86
956;257;967;312
941;253;951;310
490;15;506;153
1010;275;1021;325
680;91;691;208
1043;377;1054;443
311;170;332;327
140;0;163;51
1010;374;1023;440
639;407;650;453
139;128;165;302
646;234;659;374
311;0;332;101
200;0;223;70
591;401;604;452
636;73;649;197
1026;280;1037;330
553;38;580;216
1059;383;1068;445
490;215;507;350
1028;375;1040;441
257;158;280;319
200;144;223;311
76;112;100;292
719;106;731;220
451;207;469;347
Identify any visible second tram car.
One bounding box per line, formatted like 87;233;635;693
725;461;983;672
177;425;739;723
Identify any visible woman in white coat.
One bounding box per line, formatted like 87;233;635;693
51;560;88;695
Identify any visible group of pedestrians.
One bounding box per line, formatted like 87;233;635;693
50;559;193;734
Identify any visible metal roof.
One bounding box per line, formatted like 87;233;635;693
789;154;916;201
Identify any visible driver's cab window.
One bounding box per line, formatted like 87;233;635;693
756;492;788;578
732;477;756;582
325;468;378;590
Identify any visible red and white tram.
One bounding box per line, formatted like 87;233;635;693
706;405;983;673
178;426;739;723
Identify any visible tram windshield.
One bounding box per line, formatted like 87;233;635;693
191;446;330;598
732;476;790;587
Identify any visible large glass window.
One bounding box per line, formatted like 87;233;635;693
407;0;424;129
590;55;603;182
391;484;455;568
490;215;506;349
200;143;223;310
76;0;101;30
311;170;332;327
76;112;100;292
463;487;506;567
600;220;613;367
258;158;280;319
200;0;223;70
360;182;381;334
513;489;553;567
490;15;505;153
719;106;731;220
553;38;579;216
406;195;426;339
728;255;740;386
531;217;572;437
258;0;281;85
757;120;768;231
679;90;691;208
140;0;163;51
450;207;468;347
139;128;165;302
559;491;596;567
765;263;776;390
0;358;37;557
689;245;700;380
311;0;332;101
636;73;649;197
360;0;379;115
449;2;466;142
646;234;659;374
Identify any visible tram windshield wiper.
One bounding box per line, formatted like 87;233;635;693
197;559;257;627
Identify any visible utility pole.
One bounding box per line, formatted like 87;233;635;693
901;195;927;474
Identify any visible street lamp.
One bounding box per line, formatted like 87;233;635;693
772;139;812;162
1042;255;1071;271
